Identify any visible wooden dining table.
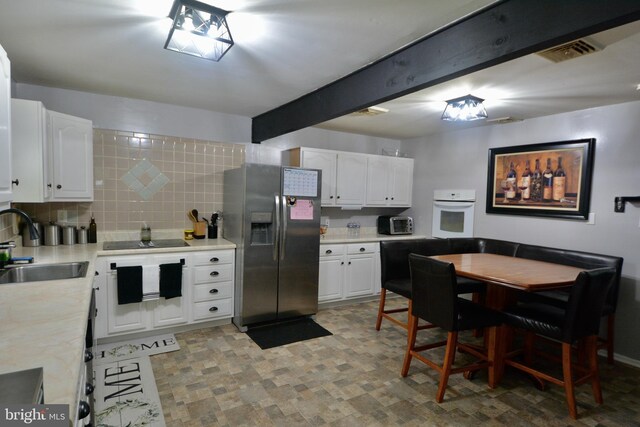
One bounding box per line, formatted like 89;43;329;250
430;253;585;387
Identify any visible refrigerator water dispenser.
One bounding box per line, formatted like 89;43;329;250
250;211;273;245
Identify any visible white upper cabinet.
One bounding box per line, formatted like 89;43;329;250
48;110;93;201
11;99;50;202
300;148;338;205
365;156;414;207
286;147;369;207
0;44;12;205
335;152;367;206
11;102;93;202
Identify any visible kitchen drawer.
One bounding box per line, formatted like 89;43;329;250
192;298;233;321
193;281;233;302
193;264;234;284
192;250;234;266
347;242;378;255
320;244;345;257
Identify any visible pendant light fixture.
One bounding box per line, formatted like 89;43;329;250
441;94;488;121
165;0;233;62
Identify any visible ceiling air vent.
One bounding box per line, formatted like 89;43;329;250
537;38;603;63
349;106;389;117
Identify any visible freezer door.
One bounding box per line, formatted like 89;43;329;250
278;168;321;319
240;164;281;325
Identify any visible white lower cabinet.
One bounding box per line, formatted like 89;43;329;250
319;243;380;303
95;249;235;339
190;250;235;322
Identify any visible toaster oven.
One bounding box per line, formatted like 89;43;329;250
377;216;413;235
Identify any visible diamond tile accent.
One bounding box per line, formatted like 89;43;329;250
121;159;169;200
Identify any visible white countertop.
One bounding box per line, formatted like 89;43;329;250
0;236;235;418
320;233;429;244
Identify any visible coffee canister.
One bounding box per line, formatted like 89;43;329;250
44;223;60;246
77;226;88;244
22;222;43;247
62;226;76;245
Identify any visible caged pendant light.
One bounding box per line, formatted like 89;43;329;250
165;0;234;62
441;94;488;121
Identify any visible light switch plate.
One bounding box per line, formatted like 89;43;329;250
587;212;595;225
57;210;67;223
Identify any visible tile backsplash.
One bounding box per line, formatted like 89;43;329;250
13;129;245;237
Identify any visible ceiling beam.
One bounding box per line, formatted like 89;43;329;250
251;0;640;143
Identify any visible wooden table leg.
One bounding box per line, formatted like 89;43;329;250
484;284;515;388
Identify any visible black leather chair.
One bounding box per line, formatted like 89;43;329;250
514;244;623;364
401;254;503;403
502;267;616;419
377;239;486;332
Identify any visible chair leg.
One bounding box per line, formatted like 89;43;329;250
586;335;603;404
375;289;387;331
606;314;615;365
562;342;578;420
436;331;458;403
401;314;418;377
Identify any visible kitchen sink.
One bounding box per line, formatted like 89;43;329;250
0;261;89;284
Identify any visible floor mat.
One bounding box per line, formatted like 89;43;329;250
95;333;180;365
94;356;166;426
247;317;332;350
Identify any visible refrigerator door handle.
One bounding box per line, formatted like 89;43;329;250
280;195;287;260
273;193;280;261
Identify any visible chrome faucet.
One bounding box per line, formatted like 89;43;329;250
0;208;40;241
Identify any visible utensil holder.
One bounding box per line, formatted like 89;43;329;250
194;221;206;239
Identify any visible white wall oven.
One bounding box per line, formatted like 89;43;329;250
432;190;476;239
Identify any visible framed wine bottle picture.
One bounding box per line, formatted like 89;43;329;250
486;138;595;220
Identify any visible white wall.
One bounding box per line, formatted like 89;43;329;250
15;83;251;143
402;100;640;362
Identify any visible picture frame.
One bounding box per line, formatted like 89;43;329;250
486;138;595;220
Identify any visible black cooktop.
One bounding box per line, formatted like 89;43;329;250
102;239;190;250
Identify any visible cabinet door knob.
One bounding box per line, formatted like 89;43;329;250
348;261;351;265
341;261;344;265
210;271;219;276
209;288;219;294
325;249;332;254
84;349;94;363
359;247;365;252
11;179;19;186
336;196;340;199
209;306;218;312
85;382;95;396
95;271;99;276
78;401;90;419
56;184;62;189
385;197;388;200
391;197;394;200
210;257;219;262
329;195;334;199
47;183;52;188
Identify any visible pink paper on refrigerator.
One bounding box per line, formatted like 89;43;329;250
290;199;314;220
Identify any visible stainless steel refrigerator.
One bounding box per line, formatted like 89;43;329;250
224;164;321;331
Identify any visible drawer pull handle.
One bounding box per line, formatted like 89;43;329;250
210;257;219;263
209;288;219;294
210;271;219;276
209;306;218;312
325;249;332;254
360;247;365;252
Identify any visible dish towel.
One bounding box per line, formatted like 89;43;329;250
142;265;160;298
116;266;143;305
159;263;183;299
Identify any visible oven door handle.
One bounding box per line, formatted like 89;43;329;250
433;201;475;209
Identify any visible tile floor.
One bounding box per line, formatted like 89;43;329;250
150;299;640;426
